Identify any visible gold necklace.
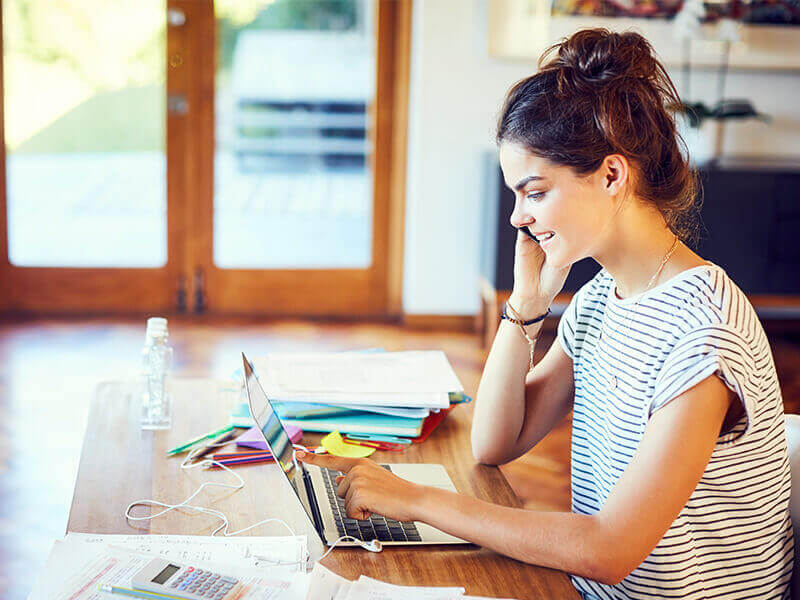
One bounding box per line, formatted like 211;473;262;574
600;235;680;390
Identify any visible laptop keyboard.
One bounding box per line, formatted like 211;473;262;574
321;466;422;543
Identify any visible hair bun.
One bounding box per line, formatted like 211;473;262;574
497;27;698;246
541;29;659;93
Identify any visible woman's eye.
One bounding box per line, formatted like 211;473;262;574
526;191;545;202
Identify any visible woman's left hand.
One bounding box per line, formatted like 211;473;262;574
296;451;424;522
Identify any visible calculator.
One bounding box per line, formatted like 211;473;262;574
131;558;243;600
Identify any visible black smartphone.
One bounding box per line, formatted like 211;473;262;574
518;227;539;243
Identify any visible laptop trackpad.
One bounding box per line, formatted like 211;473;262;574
385;463;458;492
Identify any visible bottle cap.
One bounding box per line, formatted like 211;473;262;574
145;317;169;343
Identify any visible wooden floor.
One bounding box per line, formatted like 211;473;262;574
1;315;798;599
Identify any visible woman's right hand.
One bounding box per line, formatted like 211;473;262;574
509;229;571;318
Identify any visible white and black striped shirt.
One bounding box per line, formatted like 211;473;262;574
557;264;793;599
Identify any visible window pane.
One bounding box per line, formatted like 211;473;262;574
214;0;374;269
3;1;166;268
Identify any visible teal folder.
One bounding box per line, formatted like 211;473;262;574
277;411;426;438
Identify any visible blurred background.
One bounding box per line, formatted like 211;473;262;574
2;0;800;320
1;1;799;598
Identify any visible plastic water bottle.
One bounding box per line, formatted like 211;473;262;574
141;317;173;430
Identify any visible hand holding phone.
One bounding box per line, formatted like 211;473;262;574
518;227;539;243
511;227;570;315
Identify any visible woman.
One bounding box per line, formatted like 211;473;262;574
298;28;793;598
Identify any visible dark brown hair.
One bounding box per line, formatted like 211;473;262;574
496;28;700;244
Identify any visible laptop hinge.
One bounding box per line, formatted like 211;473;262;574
301;464;328;545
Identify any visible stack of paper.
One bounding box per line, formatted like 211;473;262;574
307;564;517;600
248;351;465;438
29;535;515;600
28;533;309;600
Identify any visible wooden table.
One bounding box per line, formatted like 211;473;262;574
68;379;578;598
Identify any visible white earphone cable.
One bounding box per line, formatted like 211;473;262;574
123;442;377;567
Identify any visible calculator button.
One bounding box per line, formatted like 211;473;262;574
186;567;194;572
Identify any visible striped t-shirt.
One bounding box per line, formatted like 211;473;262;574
557;264;793;599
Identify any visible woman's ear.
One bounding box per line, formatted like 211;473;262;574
601;154;630;196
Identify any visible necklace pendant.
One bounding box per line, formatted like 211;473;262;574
608;374;617;390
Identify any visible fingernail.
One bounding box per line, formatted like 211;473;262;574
296;450;306;458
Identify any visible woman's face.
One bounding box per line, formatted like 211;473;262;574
498;141;616;270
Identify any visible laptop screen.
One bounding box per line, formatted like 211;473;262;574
241;353;322;540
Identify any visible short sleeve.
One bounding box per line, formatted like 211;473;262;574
557;292;579;360
649;324;760;443
557;269;608;361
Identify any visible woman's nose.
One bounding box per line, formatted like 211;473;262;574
509;197;532;229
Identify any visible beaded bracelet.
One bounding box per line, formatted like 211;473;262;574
502;301;550;372
500;303;551;326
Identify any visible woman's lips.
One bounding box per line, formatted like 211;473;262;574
533;231;555;247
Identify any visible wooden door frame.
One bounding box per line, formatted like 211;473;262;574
0;0;411;317
189;0;411;318
0;1;185;314
0;3;7;313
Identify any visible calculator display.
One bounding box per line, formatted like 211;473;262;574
152;564;180;584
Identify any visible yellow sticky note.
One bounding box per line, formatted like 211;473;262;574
321;431;375;458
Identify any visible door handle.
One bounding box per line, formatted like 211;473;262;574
167;93;188;115
167;8;186;27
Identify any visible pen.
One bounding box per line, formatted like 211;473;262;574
212;450;273;459
345;433;412;445
206;455;274;469
343;437;404;451
166;425;235;456
99;583;184;599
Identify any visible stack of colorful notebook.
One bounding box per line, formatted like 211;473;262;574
232;350;465;439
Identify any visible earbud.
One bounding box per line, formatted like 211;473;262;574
318;535;384;562
361;539;382;552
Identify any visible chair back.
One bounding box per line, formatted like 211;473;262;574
784;414;800;599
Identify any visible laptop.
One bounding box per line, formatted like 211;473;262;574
242;353;467;547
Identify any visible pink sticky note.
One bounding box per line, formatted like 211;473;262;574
236;425;301;451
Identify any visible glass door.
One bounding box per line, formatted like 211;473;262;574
0;0;180;312
192;0;408;317
0;0;410;317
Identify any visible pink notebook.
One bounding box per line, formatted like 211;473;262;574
236;425;302;451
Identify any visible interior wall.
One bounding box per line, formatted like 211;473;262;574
402;0;800;316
